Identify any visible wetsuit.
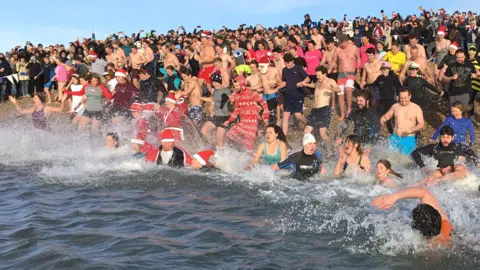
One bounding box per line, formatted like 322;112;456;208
340;107;380;144
157;145;192;168
371;71;401;134
277;150;322;181
403;75;440;109
411;142;478;170
139;76;166;104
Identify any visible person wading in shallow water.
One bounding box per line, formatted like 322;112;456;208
9;94;65;130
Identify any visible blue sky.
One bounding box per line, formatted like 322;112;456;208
1;1;479;53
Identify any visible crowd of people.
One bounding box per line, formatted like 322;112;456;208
2;6;480;247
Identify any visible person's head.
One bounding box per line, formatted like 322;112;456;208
410;46;419;59
449;44;458;55
356;90;371;109
265;124;287;144
408;62;419;77
361;36;370;45
391;42;400;54
315;65;328;82
326;37;336;50
165;65;175;76
469;46;477;58
289;46;298;57
376;159;403;180
283;53;295;68
451;102;464;119
272;47;282;59
376;41;384;52
411;204;442;237
165;92;177;109
455;49;466;64
33;94;46;105
185;46;194;56
439;126;455;146
246;42;253;50
90;74;101;86
105;46;113;54
338;34;349;49
131;46;137;54
409;35;418;45
258;42;265;51
398;88;412;106
344;134;362;155
191;150;215;169
213;57;223;70
137;69;150;81
105;133;120;148
307;40;316;51
115;69;127;83
366;47;376;62
181;68;193;81
302;133;316;155
161;137;175;151
71;74;80;85
380;61;392;76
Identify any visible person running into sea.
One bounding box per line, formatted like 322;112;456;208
430;102;475;146
372;187;453;245
339;90;380;145
271;133;326;181
411;126;479;187
65;74;87;126
380;87;424;155
105;132;120;149
303;65;341;144
334;135;371;177
224;75;269;151
64;73;113;134
8;94;65;131
155;93;185;143
247;124;288;169
375;159;402;189
190;150;216;170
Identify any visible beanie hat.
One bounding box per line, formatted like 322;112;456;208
303;133;316;146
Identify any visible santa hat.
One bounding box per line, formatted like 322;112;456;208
115;69;127;77
259;56;269;65
201;31;211;38
449;42;459;50
437;25;446;36
193;150;215;166
130;102;143;112
165;93;177;104
160;129;175;142
130;137;145;145
392;12;397;17
88;50;97;58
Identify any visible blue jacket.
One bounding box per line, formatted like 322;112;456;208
432;115;475;146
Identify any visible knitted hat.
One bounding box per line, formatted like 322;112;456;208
303;134;316;146
160;130;175;142
193;150;215;166
115;69;127;77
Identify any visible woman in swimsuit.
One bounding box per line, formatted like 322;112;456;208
248;124;288;169
8;94;65;130
375;159;402;188
334;134;371;177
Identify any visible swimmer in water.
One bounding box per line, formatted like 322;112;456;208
8;94;65;130
247;124;288;169
105;132;120;149
372;187;453;245
375;159;402;188
411;126;479;187
334;134;371;177
190;150;216;170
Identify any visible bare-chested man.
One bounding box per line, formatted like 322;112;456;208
162;45;181;71
112;42;126;69
246;60;263;95
321;37;338;111
258;56;281;124
403;35;427;60
330;34;359;119
303;66;342;143
179;69;203;125
130;47;147;88
142;40;155;73
215;45;235;71
361;47;381;88
197;31;216;88
272;47;285;73
380;88;425;155
400;46;432;82
311;27;327;50
105;46;118;68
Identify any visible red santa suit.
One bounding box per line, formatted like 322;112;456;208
155;93;185;142
130;103;151;140
225;76;269;150
130;138;159;163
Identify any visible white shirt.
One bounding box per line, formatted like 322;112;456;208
160;151;174;165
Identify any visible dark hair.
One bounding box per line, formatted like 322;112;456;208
250;60;259;68
357;89;376;108
411;204;442;237
181;68;192;76
266;124;287;144
272;47;282;53
308;40;317;47
391;42;400;48
377;159;403;178
166;65;175;71
106;132;120;148
213;57;222;64
35;94;46;104
455;49;465;55
366;48;376;54
289;46;298;52
315;65;328;74
283;53;294;63
399;87;412;95
440;125;455;136
137;68;149;76
345;134;363;155
288;36;299;45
